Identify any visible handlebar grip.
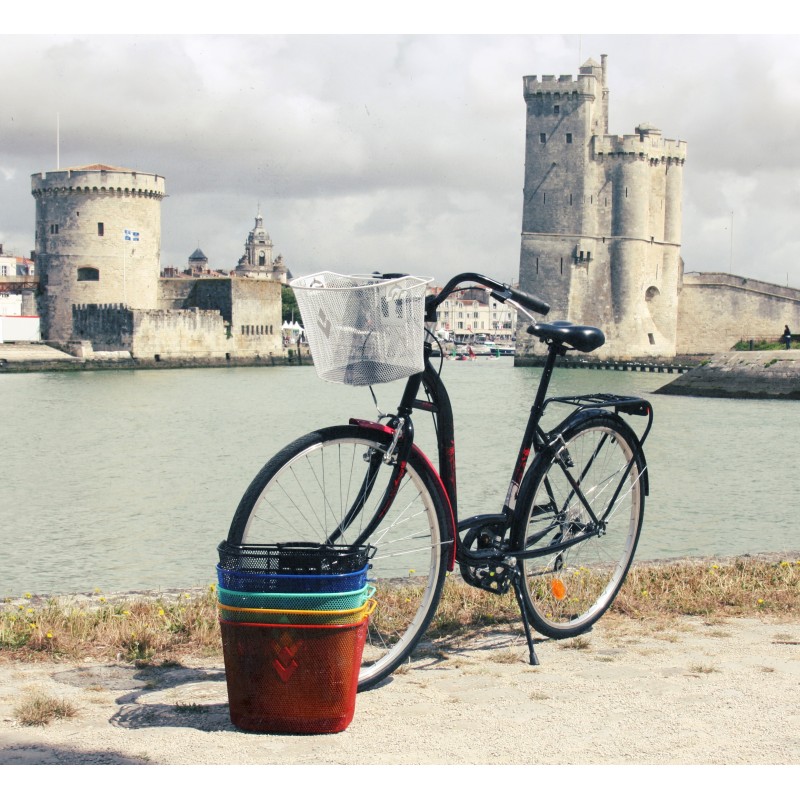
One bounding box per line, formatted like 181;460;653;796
491;285;550;316
511;287;549;316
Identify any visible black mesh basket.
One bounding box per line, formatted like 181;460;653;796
217;541;376;576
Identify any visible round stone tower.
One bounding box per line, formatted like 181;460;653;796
31;164;166;340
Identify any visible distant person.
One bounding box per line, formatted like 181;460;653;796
783;325;792;350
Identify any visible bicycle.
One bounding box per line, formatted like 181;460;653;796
226;271;653;691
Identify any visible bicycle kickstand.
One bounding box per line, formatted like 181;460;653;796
510;563;540;666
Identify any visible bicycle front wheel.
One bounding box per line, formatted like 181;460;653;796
512;413;645;639
227;425;451;691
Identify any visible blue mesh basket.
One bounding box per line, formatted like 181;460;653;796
217;584;375;611
216;563;370;593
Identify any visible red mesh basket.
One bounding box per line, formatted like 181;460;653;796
220;618;368;734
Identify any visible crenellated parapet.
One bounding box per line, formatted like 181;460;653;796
593;130;687;165
523;66;603;102
31;166;165;199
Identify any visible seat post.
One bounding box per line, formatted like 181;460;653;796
531;341;564;417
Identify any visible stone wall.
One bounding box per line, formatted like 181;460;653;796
131;308;230;359
73;275;283;359
230;277;282;354
73;304;134;351
677;273;800;354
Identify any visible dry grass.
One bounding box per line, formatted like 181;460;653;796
0;586;221;665
1;557;798;666
13;689;79;726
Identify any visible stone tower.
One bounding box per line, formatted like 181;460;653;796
31;164;166;340
517;56;687;359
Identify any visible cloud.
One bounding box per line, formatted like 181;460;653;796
2;33;800;288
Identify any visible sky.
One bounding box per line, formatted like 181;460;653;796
2;23;799;290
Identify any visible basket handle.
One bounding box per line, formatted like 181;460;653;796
361;598;378;619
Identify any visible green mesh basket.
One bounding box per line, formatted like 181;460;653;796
216;584;375;611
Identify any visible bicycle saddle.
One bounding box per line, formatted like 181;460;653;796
527;321;606;353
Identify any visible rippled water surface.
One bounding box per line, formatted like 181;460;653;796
2;358;798;596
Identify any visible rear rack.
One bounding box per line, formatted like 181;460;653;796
543;393;654;443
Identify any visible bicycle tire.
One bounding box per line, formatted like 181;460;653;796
511;411;645;639
227;424;452;691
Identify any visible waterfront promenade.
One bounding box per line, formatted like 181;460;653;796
0;342;309;373
1;612;797;765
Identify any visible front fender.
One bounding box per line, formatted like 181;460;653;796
351;418;458;571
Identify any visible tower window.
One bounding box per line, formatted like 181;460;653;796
77;267;99;282
553;104;560;114
539;133;546;144
98;222;104;236
566;133;573;143
50;224;59;234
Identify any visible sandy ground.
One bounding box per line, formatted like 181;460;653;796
1;614;799;767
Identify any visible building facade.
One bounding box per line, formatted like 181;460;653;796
517;56;687;359
432;288;517;343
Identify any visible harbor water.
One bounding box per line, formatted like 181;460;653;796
2;357;798;598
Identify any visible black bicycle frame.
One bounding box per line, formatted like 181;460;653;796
408;336;650;567
408;337;564;563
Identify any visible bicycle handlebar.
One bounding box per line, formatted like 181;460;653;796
423;272;550;320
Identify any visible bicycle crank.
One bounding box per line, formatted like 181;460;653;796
459;525;512;594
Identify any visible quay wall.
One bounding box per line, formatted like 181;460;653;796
677;273;800;355
654;351;800;400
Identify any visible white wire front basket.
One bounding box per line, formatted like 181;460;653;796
290;272;433;386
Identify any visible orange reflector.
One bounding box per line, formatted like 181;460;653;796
550;578;566;600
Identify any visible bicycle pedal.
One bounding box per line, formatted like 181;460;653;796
464;564;512;594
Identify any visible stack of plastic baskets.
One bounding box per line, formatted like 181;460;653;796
216;541;375;734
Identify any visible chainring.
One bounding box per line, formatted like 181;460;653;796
459;524;512;594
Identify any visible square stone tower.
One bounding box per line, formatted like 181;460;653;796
517;56;687;359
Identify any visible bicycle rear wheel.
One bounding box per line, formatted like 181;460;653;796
227;424;451;691
512;413;645;639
